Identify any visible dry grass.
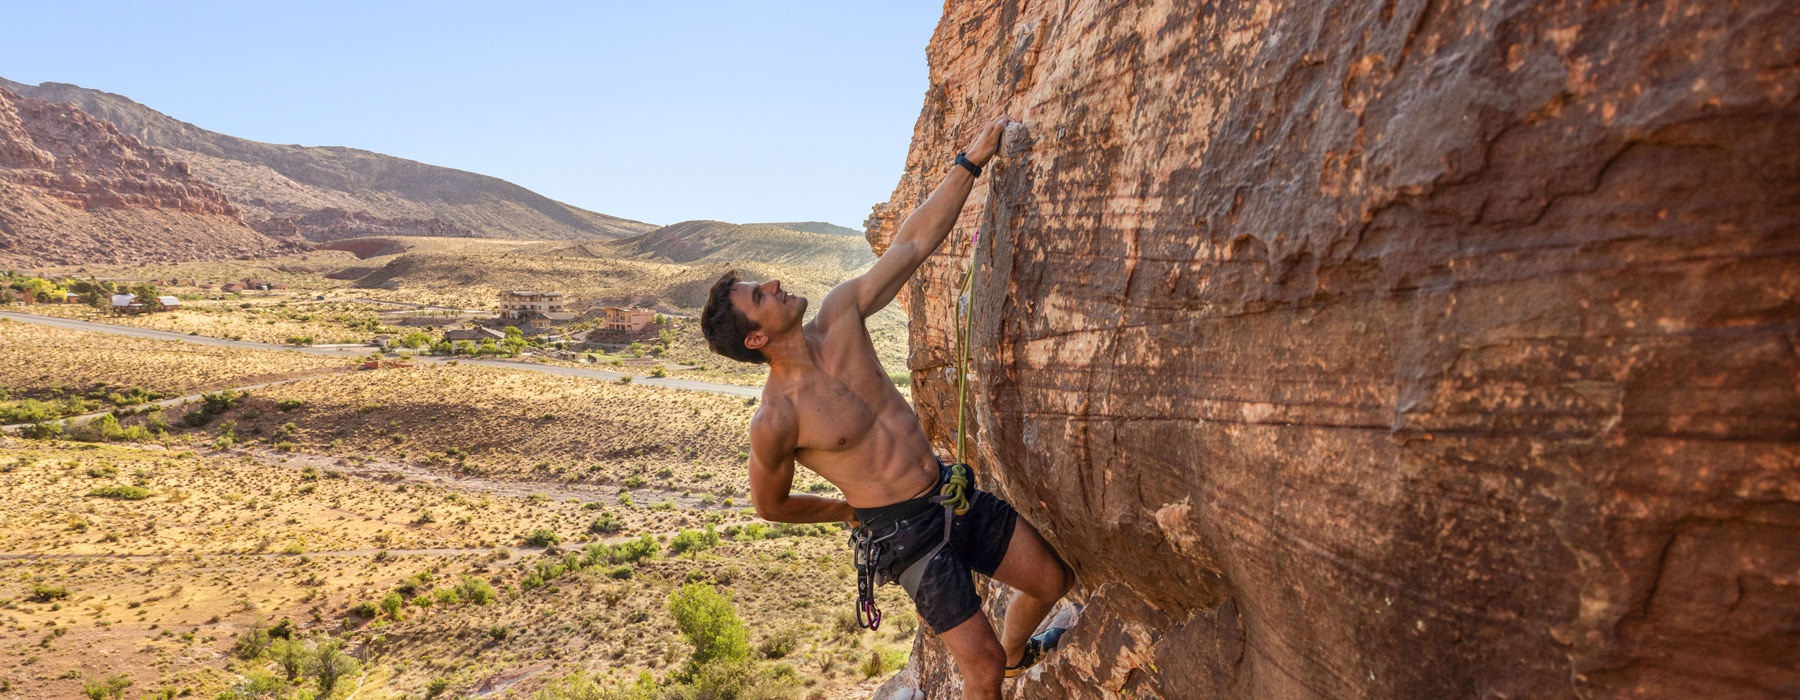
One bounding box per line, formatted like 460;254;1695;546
21;295;410;346
0;436;905;699
241;361;811;499
0;319;346;399
0;334;907;698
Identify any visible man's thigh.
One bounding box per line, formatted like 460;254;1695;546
989;517;1069;600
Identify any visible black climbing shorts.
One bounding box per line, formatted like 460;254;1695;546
853;462;1019;634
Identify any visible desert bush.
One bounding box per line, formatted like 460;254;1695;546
0;399;59;424
269;637;310;681
89;485;150;500
21;421;63;439
667;526;721;556
350;601;379;618
667;582;749;675
30;585;69;602
860;647;909;679
456;575;497;605
69;413;126;442
80;673;131;700
379;592;405;620
284;335;313;346
587;511;623;535
312;639;358;696
523;529;561;548
610;535;659;565
233;622;272;660
758;628;800;659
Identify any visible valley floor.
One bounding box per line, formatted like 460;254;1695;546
0;323;916;700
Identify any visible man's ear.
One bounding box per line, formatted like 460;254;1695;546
744;330;768;351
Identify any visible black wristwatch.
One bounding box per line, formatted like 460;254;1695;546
954;152;982;178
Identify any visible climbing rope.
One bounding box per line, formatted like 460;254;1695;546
953;223;981;468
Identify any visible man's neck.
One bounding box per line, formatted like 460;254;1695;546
762;329;818;378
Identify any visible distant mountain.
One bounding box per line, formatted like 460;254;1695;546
1;78;655;243
0;86;298;267
607;220;876;272
755;221;863;237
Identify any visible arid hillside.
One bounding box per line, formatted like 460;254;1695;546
0;86;297;267
600;220;877;273
1;78;655;243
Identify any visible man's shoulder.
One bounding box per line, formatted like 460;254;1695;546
748;392;798;435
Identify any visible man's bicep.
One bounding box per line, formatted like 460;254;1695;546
746;413;798;517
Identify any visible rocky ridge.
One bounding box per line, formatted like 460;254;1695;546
1;78;654;243
871;1;1798;698
0;86;295;266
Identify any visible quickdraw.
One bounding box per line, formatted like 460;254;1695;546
851;526;893;630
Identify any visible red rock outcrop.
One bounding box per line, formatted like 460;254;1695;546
870;1;1798;698
0;86;295;266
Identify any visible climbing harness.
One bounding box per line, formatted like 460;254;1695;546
849;462;976;630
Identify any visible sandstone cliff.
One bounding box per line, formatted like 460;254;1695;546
870;1;1798;698
0;86;295;266
1;79;654;242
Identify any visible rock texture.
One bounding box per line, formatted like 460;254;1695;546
0;86;295;266
869;1;1798;698
1;79;654;242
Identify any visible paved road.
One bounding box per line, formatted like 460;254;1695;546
0;311;760;398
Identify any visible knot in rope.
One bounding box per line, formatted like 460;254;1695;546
938;463;973;516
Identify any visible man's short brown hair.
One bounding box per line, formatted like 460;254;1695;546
701;271;766;364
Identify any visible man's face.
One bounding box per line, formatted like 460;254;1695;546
729;279;805;336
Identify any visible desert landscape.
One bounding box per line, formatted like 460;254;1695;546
2;86;924;697
1;272;921;699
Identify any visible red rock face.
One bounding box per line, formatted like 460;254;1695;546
0;86;290;265
870;1;1798;698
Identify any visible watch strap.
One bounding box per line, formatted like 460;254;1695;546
954;152;982;178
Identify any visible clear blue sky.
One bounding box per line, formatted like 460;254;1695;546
1;1;944;230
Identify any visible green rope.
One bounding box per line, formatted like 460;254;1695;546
939;463;973;516
954;226;980;467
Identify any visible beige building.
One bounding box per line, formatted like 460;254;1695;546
602;306;657;331
500;291;567;321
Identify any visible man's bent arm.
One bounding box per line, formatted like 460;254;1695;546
747;407;855;524
829;116;1011;320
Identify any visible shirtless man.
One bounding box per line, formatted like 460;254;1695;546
700;116;1072;698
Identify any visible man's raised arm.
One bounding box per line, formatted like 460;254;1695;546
827;115;1013;320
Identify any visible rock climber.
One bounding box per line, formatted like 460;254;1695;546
700;115;1073;697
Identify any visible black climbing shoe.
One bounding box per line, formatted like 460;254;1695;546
1003;626;1067;679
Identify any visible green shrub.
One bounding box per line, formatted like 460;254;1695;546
587;512;623;535
276;399;305;412
80;673;131;700
610;535;658;564
233;623;272;660
0;399;59;424
758;628;800;659
379;592;405;620
456;575;496;605
30;585;69;602
88;485;149;500
667;526;721;556
523;529;561;548
666;582;749;675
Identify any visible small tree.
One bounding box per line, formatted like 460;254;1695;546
312;638;358;697
269;637;312;681
666;583;749;677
